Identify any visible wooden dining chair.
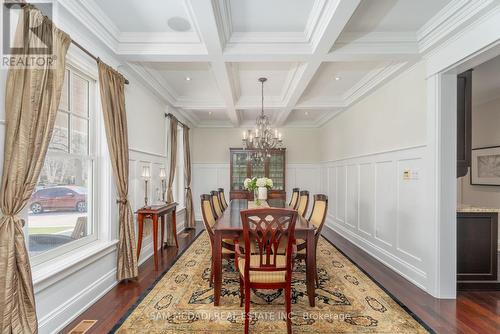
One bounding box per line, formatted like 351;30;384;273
289;188;300;209
218;188;228;210
200;194;236;287
296;194;328;287
296;190;309;217
235;207;298;334
210;190;224;218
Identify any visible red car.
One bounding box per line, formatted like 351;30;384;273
30;186;87;214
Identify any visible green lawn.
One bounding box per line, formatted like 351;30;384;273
29;226;73;235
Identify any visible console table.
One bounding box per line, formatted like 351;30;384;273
136;203;178;271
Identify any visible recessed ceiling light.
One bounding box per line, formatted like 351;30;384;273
304;111;309;116
335;76;341;81
185;76;191;81
208;111;213;116
167;17;191;32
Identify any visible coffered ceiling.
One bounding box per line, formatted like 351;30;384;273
61;0;494;128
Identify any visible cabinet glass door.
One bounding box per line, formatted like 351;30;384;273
269;152;285;190
251;159;265;179
231;151;248;191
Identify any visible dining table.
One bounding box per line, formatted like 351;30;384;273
212;198;317;307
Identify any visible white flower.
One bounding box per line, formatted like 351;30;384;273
256;177;266;187
266;178;273;188
243;178;251;190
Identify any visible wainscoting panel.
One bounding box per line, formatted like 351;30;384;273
321;145;428;290
374;160;397;247
336;166;346;223
359;163;375;237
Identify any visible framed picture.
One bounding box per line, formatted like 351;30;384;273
471;146;500;186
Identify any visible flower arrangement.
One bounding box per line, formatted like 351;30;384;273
244;177;273;191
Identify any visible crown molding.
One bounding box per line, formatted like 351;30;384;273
125;63;178;105
176;99;226;110
417;0;496;53
119;32;201;44
304;0;328;42
343;61;408;106
57;0;119;52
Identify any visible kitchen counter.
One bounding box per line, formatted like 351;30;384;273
457;205;500;213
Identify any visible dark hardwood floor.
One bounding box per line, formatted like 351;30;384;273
62;223;500;334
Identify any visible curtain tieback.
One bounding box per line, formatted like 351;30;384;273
2;214;26;227
116;198;128;204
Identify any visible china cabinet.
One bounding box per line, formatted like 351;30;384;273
229;148;286;200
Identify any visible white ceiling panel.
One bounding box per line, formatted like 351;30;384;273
234;62;299;100
95;0;193;32
342;0;451;33
286;109;335;126
300;61;387;103
229;0;315;32
190;109;230;122
142;62;223;101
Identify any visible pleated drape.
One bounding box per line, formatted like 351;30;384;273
166;117;178;245
0;6;70;333
97;61;138;281
183;126;195;229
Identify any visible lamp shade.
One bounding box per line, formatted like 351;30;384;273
159;167;167;179
141;165;151;179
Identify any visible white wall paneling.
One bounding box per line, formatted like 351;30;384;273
321;145;429;291
192;163;230;220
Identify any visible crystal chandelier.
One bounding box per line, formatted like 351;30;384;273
242;77;283;162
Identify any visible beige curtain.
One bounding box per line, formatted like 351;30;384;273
0;6;71;333
166;117;178;245
183;126;195;229
98;61;138;281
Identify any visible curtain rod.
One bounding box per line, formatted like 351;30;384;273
165;113;190;129
19;2;130;85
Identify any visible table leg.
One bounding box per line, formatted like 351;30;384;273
306;230;316;307
172;207;179;248
152;214;159;271
213;231;222;306
160;214;165;251
137;213;144;260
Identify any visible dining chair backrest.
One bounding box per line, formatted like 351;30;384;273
297;190;309;217
240;208;298;274
218;188;228;210
308;194;328;237
201;194;217;239
211;190;223;218
289;188;299;209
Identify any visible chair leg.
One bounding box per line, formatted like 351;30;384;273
244;284;251;334
315;257;319;288
209;258;213;287
285;282;292;334
239;275;244;307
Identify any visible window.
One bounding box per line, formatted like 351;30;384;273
173;125;185;209
27;65;96;262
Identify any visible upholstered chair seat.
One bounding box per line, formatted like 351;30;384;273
237;255;287;283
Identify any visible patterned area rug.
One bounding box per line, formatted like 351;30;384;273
113;232;430;333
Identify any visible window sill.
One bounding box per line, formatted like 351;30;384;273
32;239;118;293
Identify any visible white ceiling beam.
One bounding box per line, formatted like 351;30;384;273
275;0;361;126
188;0;239;126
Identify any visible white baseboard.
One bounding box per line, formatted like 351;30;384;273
38;269;118;334
325;218;428;292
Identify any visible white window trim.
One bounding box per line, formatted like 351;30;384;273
28;48;115;274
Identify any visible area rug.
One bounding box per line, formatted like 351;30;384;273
112;232;431;333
